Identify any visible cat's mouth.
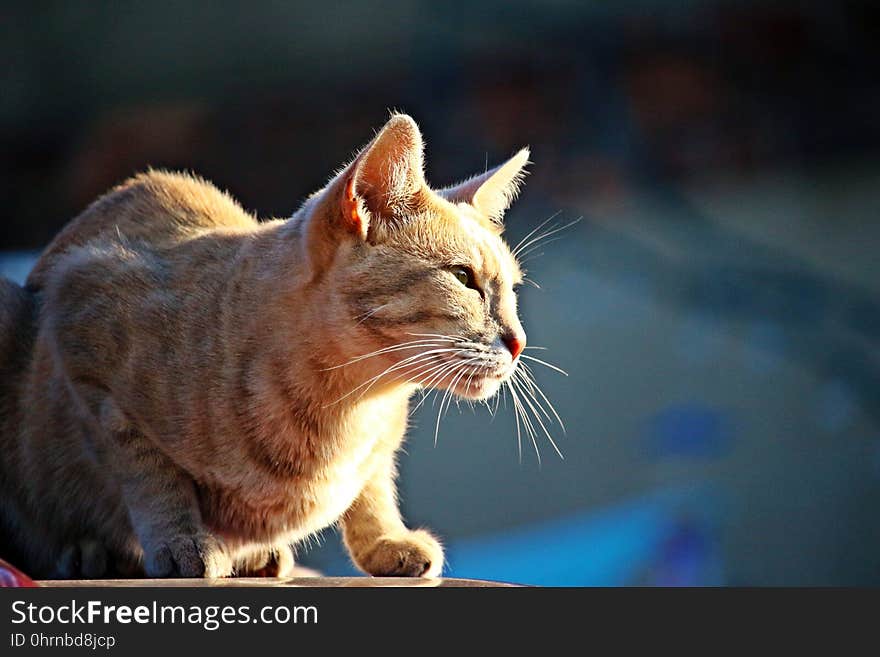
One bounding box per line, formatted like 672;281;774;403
400;341;513;401
451;372;505;400
434;357;511;401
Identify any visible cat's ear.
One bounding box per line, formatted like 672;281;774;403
439;148;530;224
339;114;426;239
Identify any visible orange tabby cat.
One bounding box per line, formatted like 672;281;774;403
0;114;530;578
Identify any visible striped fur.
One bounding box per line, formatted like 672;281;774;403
0;114;529;578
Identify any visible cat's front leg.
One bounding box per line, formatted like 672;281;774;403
340;452;444;578
109;424;234;578
234;543;296;578
353;530;444;578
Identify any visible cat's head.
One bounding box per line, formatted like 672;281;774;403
301;114;529;401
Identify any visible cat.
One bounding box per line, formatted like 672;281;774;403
0;114;531;579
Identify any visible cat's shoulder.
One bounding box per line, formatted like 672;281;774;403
28;170;257;291
117;170;255;230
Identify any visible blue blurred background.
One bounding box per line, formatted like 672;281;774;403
2;1;878;585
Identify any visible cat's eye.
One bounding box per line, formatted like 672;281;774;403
450;266;478;291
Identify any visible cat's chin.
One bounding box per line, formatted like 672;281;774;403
448;373;504;401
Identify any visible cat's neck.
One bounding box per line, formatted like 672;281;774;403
222;218;417;424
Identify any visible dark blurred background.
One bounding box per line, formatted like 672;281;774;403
2;0;879;585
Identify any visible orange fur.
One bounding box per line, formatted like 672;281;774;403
0;114;529;578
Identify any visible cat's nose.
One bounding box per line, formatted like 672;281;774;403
502;331;526;360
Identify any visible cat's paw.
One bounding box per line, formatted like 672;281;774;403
145;534;233;578
357;529;444;578
236;544;295;578
54;539;108;579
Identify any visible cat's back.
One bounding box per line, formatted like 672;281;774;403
27;170;258;290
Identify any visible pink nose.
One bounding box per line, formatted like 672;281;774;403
503;334;525;360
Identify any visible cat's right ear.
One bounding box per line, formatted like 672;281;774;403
300;115;425;271
333;114;426;241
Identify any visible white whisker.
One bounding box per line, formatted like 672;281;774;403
507;379;539;466
520;354;568;376
518;364;566;433
512;370;564;459
409;356;475;415
325;347;460;406
511;212;561;257
512;216;582;259
321;338;451;370
353;304;388;326
433;357;483;447
505;381;521;463
405;332;466;341
512;368;552;423
516;235;566;261
518;251;545;265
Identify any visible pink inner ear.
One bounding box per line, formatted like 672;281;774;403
343;177;363;233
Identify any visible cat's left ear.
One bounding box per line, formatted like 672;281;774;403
439;148;531;224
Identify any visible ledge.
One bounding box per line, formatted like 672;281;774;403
38;577;516;587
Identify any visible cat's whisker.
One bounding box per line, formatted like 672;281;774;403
515;217;581;257
446;361;478;411
506;379;539;466
463;363;482;396
433;357;483;447
374;352;484;413
350;349;466;403
405;332;466;342
344;338;451;359
385;353;461;391
518;363;566;433
433;368;461;446
512;368;552;424
426;361;474;407
409;386;440;416
520;354;568;376
443;367;468;419
514;224;560;258
325;348;460;406
505;381;522;463
515;235;566;261
412;352;471;388
512;216;582;260
433;366;460;446
518;251;546;266
353;305;388;326
321;338;450;370
523;346;548;351
511;379;563;461
408;355;478;415
511;212;561;257
350;337;446;355
409;371;447;416
408;357;467;401
511;370;564;460
512;380;543;465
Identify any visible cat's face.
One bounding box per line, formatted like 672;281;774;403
342;200;526;400
307;115;529;401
